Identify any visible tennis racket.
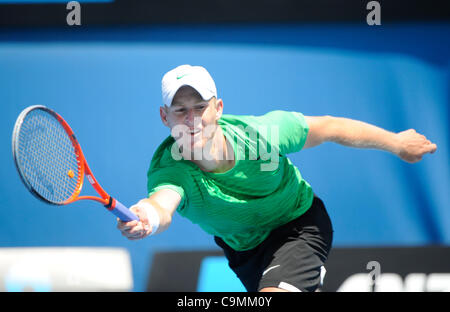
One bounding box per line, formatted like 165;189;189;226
12;105;139;222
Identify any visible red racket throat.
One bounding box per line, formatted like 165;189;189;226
54;112;108;205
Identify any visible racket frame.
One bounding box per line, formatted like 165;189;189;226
12;105;129;215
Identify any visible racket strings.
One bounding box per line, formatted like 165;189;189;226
16;109;80;204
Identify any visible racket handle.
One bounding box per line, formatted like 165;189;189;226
107;198;140;222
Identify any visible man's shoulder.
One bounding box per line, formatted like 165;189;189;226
149;136;186;170
220;110;303;128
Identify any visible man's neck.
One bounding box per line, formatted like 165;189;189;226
190;127;235;173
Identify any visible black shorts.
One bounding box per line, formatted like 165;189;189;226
214;195;334;292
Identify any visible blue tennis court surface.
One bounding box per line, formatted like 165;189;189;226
197;256;246;292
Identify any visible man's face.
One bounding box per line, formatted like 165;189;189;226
160;86;223;154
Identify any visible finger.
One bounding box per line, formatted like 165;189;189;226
429;143;437;153
120;220;139;231
128;230;144;237
126;234;141;241
144;225;153;236
129;223;145;235
122;229;144;240
122;231;141;239
410;155;422;163
117;218;132;229
117;219;123;229
129;223;151;238
127;220;139;226
120;222;146;239
122;232;139;240
129;230;146;239
421;144;435;154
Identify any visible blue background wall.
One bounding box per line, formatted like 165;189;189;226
0;23;449;291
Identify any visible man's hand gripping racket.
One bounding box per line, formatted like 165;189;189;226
12;105;140;223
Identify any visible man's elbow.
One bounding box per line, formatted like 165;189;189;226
303;115;335;149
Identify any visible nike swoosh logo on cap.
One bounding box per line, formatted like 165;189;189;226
176;74;189;80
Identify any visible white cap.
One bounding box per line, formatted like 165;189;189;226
161;65;217;106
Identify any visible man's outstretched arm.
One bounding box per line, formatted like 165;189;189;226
303;115;437;163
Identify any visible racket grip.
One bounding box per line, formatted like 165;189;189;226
109;198;140;222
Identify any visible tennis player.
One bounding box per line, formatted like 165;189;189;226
117;65;437;292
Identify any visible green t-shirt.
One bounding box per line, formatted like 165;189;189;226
147;110;314;251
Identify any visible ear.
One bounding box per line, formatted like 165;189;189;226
215;99;224;121
160;106;170;128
